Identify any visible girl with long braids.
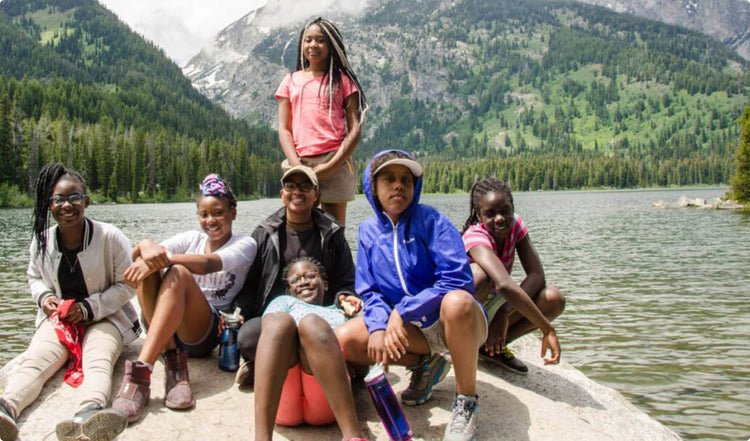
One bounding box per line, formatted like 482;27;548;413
0;163;140;441
461;178;564;375
112;174;256;424
275;17;367;225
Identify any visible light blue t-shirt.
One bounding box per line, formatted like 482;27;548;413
263;295;346;329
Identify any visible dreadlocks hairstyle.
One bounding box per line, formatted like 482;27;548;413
462;178;514;234
33;163;87;259
296;17;368;122
282;256;328;286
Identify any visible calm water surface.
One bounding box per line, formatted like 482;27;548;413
1;188;748;441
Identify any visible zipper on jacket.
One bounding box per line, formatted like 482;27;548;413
388;216;413;296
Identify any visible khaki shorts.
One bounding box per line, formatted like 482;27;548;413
483;293;506;323
282;150;356;203
420;320;450;356
419;306;489;356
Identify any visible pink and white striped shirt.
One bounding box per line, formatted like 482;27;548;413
462;214;528;274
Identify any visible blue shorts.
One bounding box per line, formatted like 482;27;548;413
173;308;221;357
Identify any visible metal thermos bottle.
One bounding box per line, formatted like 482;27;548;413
365;364;413;441
218;309;241;372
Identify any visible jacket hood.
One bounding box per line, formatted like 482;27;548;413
363;149;423;224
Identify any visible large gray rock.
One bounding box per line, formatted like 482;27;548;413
0;335;681;440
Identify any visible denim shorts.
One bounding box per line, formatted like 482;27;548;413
172;308;221;358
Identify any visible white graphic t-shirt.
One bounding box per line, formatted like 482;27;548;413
161;231;256;312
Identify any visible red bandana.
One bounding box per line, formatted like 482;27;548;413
50;299;86;387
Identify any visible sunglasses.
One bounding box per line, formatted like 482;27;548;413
49;193;87;206
283;181;315;193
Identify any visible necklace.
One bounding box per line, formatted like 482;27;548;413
57;219;88;274
287;218;314;230
62;247;80;274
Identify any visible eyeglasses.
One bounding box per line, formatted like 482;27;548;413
49;193;87;206
286;272;319;286
283;181;315;193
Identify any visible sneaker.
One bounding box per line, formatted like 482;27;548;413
55;404;127;441
401;353;451;406
443;394;478;441
163;348;195;410
112;360;151;423
479;347;529;375
0;399;18;441
234;359;254;387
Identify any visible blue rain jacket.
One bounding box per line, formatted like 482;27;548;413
357;149;480;334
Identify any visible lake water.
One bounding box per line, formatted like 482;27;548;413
1;188;748;441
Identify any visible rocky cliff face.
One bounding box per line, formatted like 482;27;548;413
574;0;750;60
182;0;369;121
183;0;748;128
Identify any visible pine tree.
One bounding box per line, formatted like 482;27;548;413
0;95;13;185
730;107;750;203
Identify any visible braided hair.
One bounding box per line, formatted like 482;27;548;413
461;178;514;234
282;256;328;289
296;17;368;122
32;163;87;259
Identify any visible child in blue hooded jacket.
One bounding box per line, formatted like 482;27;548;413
335;149;487;441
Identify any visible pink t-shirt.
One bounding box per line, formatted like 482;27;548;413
275;71;358;157
462;214;528;274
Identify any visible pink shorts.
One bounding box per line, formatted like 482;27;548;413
275;364;338;426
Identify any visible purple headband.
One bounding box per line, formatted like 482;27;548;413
199;173;228;197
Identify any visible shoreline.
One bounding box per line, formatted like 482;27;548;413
0;334;682;441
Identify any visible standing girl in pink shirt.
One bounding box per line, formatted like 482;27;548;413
275;17;367;225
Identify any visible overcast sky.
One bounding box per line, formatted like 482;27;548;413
99;0;265;66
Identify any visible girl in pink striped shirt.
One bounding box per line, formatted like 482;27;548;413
462;178;564;374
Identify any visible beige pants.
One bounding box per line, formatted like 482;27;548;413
1;319;123;419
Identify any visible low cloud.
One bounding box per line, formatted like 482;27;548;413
249;0;371;29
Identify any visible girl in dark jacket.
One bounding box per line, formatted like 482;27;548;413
233;165;360;386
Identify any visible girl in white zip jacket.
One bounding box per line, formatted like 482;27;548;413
0;163;139;441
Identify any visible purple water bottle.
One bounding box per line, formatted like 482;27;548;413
365;364;413;441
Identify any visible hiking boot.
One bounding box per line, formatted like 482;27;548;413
479;347;529;375
0;398;18;441
55;403;127;441
112;360;151;423
443;394;478;441
234;359;254;387
163;348;195;410
401;353;451;406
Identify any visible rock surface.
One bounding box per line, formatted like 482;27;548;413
652;195;747;210
0;334;682;441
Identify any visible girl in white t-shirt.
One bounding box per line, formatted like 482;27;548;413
112;174;257;424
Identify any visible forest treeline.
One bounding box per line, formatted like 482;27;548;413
0;0;748;207
0;81;280;203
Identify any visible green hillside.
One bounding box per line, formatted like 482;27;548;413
355;0;750;189
233;0;748;191
0;0;281;205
